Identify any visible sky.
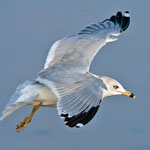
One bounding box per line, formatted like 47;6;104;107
0;0;150;150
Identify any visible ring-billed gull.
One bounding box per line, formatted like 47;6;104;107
0;11;135;132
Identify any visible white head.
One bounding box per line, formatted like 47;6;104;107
99;76;135;99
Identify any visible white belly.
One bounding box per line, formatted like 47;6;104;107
33;83;58;107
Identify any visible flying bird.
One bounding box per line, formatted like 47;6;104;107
0;11;135;132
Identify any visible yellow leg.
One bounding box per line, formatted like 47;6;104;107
16;102;42;132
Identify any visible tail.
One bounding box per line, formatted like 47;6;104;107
0;80;39;121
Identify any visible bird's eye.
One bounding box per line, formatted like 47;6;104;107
113;85;119;89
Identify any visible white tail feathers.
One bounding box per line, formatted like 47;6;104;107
0;81;38;121
0;103;28;121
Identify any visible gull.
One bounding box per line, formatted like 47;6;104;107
0;11;135;132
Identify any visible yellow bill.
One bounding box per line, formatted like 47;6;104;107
121;91;136;98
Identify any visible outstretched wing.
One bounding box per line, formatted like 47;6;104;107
37;72;105;128
44;11;130;73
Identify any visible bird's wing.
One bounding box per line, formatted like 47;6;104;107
37;72;106;128
43;11;130;73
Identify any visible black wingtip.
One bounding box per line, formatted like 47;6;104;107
109;11;130;32
125;11;129;14
122;11;130;31
116;11;122;18
61;106;99;128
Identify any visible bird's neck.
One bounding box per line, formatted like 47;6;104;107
102;88;114;98
99;76;114;98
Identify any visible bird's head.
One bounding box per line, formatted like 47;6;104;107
99;76;135;99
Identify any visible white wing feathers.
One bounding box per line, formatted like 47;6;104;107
44;11;130;73
37;72;105;127
55;74;103;116
44;40;62;69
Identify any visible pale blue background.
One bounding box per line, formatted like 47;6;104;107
0;0;149;150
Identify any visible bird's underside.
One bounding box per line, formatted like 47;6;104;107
0;11;133;132
14;82;57;132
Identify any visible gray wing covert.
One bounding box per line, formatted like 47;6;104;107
37;72;105;128
44;11;130;73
